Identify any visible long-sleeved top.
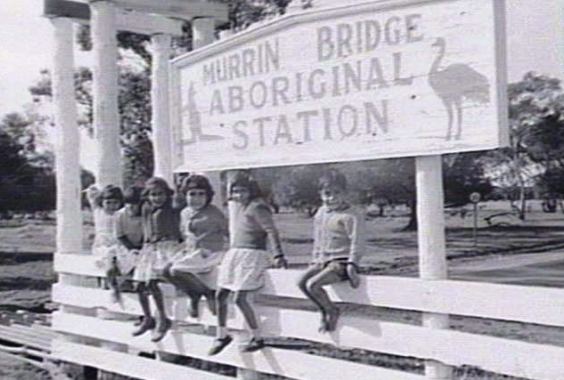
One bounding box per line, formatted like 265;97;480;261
142;202;182;243
312;204;366;265
181;204;227;252
232;200;279;252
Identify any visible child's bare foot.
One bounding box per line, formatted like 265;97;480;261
188;296;201;318
132;316;155;336
325;308;340;332
151;318;172;342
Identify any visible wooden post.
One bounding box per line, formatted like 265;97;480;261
416;155;452;380
50;17;83;257
192;17;223;209
151;33;173;184
91;0;122;188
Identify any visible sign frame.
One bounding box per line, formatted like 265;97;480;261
169;0;508;172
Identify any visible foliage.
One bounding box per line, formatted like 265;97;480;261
0;114;55;212
485;72;564;218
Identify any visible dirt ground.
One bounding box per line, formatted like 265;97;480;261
2;200;564;379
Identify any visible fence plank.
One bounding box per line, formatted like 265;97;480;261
53;285;564;380
52;339;230;380
55;255;564;328
53;312;423;380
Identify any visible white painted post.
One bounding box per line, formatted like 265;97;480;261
50;17;83;257
192;17;223;209
90;0;122;188
151;33;173;184
416;155;452;380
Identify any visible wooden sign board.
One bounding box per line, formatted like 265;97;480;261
171;0;508;172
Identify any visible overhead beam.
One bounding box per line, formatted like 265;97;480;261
44;0;185;35
59;0;229;23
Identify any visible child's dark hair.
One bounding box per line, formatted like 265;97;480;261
181;174;214;206
318;169;347;191
228;173;263;201
143;177;174;205
97;185;123;208
123;186;143;204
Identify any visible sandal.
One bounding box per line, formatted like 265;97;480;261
208;335;233;356
151;318;172;342
241;337;265;353
132;316;155;337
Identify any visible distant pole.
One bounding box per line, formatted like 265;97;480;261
470;192;481;248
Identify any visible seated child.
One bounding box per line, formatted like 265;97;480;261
113;186;144;296
297;169;365;333
164;174;228;318
86;184;137;302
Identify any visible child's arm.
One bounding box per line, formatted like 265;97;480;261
344;208;366;265
85;185;101;209
254;204;287;268
311;207;324;263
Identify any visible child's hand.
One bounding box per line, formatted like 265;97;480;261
274;255;288;269
346;262;360;289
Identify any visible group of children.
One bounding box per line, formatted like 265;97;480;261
86;169;365;355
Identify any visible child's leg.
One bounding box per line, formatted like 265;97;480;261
306;267;343;332
163;265;215;317
235;290;267;352
132;283;155;336
233;290;259;331
297;264;325;311
208;288;233;355
148;280;171;342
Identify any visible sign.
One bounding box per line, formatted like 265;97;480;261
171;0;507;172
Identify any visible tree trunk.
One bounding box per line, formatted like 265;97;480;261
402;197;418;231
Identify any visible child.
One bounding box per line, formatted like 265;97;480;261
208;174;287;356
132;177;182;342
163;174;228;318
113;186;144;296
297;169;365;333
86;184;136;302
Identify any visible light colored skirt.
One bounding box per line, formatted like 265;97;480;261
217;248;272;291
133;240;181;282
170;248;223;274
93;242;138;275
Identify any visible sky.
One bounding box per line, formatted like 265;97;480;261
0;0;562;167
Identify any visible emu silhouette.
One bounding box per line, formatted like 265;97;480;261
428;37;490;140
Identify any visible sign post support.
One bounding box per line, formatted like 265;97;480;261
416;155;452;379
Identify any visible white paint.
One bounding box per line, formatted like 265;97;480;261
151;33;173;183
171;0;508;172
69;0;229;22
52;288;564;380
416;155;451;379
50;17;83;255
54;312;423;380
91;0;122;187
53;340;230;380
54;256;564;328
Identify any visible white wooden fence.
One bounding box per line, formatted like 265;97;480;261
52;253;564;380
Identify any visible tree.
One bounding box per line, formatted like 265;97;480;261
485;72;564;219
